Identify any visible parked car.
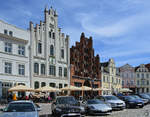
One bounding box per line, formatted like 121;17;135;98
0;100;41;117
96;95;125;110
120;96;144;108
130;95;149;105
84;99;112;115
137;93;150;103
51;96;85;117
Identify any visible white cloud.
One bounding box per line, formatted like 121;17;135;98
79;12;150;37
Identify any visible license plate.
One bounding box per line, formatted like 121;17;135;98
137;104;142;105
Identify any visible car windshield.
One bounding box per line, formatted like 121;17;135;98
87;99;105;104
56;97;77;104
125;96;135;100
132;95;141;99
140;94;149;98
105;96;119;100
6;102;35;112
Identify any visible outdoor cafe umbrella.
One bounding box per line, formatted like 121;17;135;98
120;88;132;93
61;85;81;91
93;88;111;91
35;86;60;92
79;86;92;91
8;85;34;92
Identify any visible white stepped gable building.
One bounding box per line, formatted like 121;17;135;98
0;6;70;98
0;20;30;98
29;7;70;89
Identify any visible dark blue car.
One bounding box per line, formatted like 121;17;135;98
121;96;144;108
137;93;150;103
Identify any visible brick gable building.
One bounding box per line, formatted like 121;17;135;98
70;33;101;97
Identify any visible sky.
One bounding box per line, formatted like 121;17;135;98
0;0;150;67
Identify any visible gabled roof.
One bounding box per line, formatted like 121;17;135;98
101;62;109;67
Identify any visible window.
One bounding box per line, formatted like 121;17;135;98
41;64;45;75
64;68;67;77
34;81;39;89
147;88;149;93
147;80;149;85
49;31;51;38
142;73;144;78
61;49;64;58
18;64;25;75
112;77;114;83
74;82;82;87
41;82;46;87
49;65;55;76
59;83;62;88
9;31;13;36
34;63;39;74
59;67;62;76
50;45;54;56
142;80;145;85
5;62;12;74
52;32;55;39
64;84;68;87
131;80;134;85
18;45;25;56
127;80;129;85
4;29;7;35
147;74;149;78
38;43;42;54
137;74;140;78
126;73;128;78
49;83;55;87
137;80;140;85
5;42;12;53
103;76;105;82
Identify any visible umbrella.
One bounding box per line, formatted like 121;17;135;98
120;88;132;93
8;85;34;92
35;86;60;92
93;88;111;91
61;85;81;91
79;86;92;91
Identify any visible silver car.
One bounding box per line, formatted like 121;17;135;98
0;100;41;117
85;99;112;115
97;95;126;110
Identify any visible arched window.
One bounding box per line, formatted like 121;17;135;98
41;64;45;75
34;81;39;89
41;82;46;87
50;45;54;56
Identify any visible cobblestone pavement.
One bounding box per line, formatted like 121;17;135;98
39;103;150;117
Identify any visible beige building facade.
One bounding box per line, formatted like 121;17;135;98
101;59;122;95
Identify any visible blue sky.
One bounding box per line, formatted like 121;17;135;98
1;0;150;67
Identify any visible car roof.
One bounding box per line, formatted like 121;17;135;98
10;100;33;104
102;95;115;97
